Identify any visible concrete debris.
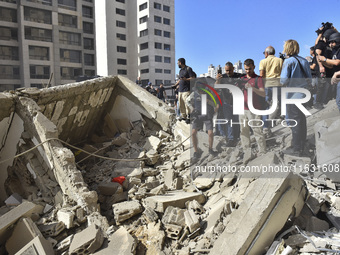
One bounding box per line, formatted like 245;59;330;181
69;224;104;254
38;221;65;237
1;77;340;254
4;193;22;206
6;217;45;254
112;201;143;224
144;191;206;213
210;173;307;255
57;208;75;229
95;227;136;255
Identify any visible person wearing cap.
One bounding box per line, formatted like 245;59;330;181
319;32;340;111
315;28;337;107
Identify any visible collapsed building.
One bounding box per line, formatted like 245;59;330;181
0;76;340;254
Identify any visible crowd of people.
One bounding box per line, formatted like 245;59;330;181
136;78;167;102
174;22;340;163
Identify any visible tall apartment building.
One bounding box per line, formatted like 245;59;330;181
0;0;96;91
105;0;175;87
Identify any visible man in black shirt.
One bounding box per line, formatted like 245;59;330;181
315;28;337;106
215;62;242;147
174;58;195;122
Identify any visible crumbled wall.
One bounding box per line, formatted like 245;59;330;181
0;94;23;202
0;76;174;210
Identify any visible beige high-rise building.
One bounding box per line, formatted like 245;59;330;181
105;0;175;87
0;0;96;91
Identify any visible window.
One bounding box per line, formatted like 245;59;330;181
59;31;81;45
155;55;162;62
164;57;171;63
58;13;77;28
156;79;162;85
117;46;126;53
155;69;162;73
0;46;19;60
60;67;82;79
116;33;126;40
60;49;81;63
163;5;170;12
141;69;149;74
28;46;49;60
84;38;94;50
31;84;44;89
164;69;171;74
164;80;171;85
30;65;50;79
117;58;127;65
116;20;126;28
140;42;148;50
0;7;17;22
154;2;161;9
164;31;170;38
24;7;52;24
164;44;170;51
84;54;95;66
139;2;147;11
155;42;162;49
25;27;52;42
116;8;125;16
83;22;94;34
154;16;161;23
0;27;18;41
139;15;147;24
116;0;125;3
163;18;170;25
58;0;76;11
140;56;148;63
140;29;148;37
0;65;20;79
118;69;127;75
155;29;162;36
82;6;93;18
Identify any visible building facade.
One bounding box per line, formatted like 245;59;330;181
0;0;96;91
105;0;175;87
200;61;245;78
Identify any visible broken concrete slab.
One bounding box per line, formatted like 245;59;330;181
0;201;43;244
38;221;65;237
4;193;22;206
305;216;330;232
162;206;186;227
6;218;43;254
57;208;75;229
210;173;307;255
112;200;143;223
69;224;104;254
56;234;74;253
144;136;161;151
144;191;206;213
94;227;136;255
184;210;200;233
15;235;54;255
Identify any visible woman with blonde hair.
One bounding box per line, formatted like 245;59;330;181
280;40;312;156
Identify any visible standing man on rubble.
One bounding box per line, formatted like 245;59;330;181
238;59;267;164
174;58;196;124
215;62;242;147
259;46;283;136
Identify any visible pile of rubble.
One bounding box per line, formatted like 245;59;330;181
1;77;340;254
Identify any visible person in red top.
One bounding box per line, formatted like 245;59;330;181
238;59;267;164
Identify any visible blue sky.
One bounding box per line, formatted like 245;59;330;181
175;0;340;76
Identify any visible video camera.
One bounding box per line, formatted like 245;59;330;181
279;52;286;62
315;22;334;35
